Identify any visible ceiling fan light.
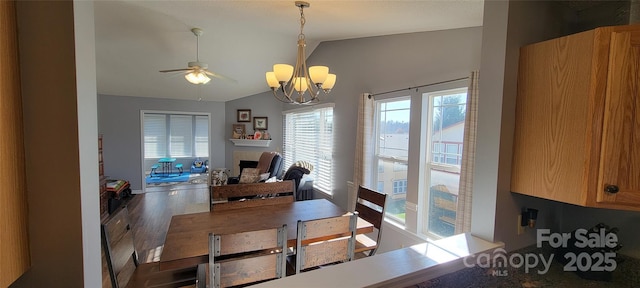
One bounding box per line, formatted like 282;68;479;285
185;71;210;84
185;73;198;84
323;74;336;90
309;66;329;84
200;74;211;84
266;72;280;88
273;64;294;82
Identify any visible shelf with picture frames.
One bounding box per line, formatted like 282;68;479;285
229;139;272;147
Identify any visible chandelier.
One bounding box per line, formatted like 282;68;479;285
265;1;336;104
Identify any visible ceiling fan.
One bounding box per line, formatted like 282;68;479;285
159;28;236;84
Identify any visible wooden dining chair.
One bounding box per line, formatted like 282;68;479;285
354;185;388;257
102;206;198;288
198;225;288;288
210;180;295;211
293;213;357;274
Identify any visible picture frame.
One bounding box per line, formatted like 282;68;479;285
237;109;251;122
253;117;268;130
232;124;245;139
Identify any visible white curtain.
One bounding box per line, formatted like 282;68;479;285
455;71;479;234
352;93;375;210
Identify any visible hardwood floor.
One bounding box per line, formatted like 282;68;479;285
102;183;210;287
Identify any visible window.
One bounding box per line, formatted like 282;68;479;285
423;88;467;238
373;98;410;224
143;112;209;159
283;104;334;194
368;86;468;239
392;179;407;194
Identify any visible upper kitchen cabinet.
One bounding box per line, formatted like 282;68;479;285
512;24;640;211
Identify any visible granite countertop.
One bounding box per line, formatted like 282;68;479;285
410;245;640;288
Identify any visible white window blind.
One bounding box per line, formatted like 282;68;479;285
170;115;193;157
283;105;334;194
195;115;209;157
143;112;208;159
144;114;167;158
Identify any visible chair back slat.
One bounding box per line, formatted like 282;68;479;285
295;213;357;274
214;228;282;256
213;195;294;212
211;180;294;198
355;186;387;229
354;186;387;256
355;202;383;229
102;207;137;288
211;180;295;211
357;186;387;208
209;225;287;288
300;214;352;241
218;253;280;287
300;238;351;269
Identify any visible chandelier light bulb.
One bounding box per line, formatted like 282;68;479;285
266;72;280;88
274;64;294;82
292;77;308;92
322;74;336;90
309;66;329;84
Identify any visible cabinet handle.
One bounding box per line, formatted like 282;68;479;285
605;185;619;194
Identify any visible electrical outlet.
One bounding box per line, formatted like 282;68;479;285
517;215;526;235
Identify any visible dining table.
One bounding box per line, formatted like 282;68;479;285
158;199;373;271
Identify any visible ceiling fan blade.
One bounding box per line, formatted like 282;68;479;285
203;70;238;83
159;68;192;73
159;28;234;85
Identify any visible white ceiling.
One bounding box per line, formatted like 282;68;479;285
94;1;484;102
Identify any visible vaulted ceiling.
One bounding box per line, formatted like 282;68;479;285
94;1;484;102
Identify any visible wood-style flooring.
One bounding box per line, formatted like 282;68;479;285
102;182;209;287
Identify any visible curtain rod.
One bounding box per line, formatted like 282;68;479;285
371;77;469;98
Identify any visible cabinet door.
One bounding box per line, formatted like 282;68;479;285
598;30;640;206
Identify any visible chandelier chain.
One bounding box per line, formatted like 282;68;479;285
299;5;306;40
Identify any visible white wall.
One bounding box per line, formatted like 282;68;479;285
74;1;101;286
